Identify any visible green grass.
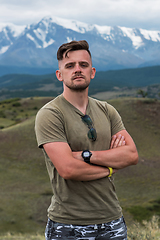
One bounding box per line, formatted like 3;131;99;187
127;201;160;223
0;97;53;234
0;97;160;234
109;98;160;223
0;119;51;234
0;97;53;128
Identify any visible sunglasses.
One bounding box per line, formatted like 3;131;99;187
81;115;97;141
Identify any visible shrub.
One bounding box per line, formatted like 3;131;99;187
128;216;160;240
0;111;6;118
12;102;21;107
0;98;21;105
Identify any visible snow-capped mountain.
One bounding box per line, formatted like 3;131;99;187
0;23;26;54
0;16;160;74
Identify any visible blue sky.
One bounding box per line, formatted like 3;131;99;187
0;0;160;30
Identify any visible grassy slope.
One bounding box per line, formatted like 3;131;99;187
109;98;160;223
0;97;53;234
0;97;160;235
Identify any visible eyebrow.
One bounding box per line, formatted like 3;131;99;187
65;61;90;67
65;62;75;67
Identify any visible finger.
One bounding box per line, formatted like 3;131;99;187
113;135;126;148
110;135;126;148
117;136;125;147
110;135;117;149
112;134;122;148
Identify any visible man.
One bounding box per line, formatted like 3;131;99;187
35;40;138;240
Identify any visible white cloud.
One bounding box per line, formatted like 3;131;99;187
0;0;160;30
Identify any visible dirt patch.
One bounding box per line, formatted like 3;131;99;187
133;99;160;128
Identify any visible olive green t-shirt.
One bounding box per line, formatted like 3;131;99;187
35;94;125;225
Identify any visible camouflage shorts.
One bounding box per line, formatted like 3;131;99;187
45;216;127;240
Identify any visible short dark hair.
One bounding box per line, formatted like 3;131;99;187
57;40;91;60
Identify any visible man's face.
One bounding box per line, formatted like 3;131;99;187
56;50;96;91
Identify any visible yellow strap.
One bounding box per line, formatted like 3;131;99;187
108;167;113;177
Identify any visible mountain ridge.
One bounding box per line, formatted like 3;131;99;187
0;16;160;75
0;65;160;101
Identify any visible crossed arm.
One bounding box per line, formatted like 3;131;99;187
43;129;138;181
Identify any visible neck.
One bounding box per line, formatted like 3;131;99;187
63;88;89;114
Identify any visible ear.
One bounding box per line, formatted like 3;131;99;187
91;67;96;79
56;70;63;82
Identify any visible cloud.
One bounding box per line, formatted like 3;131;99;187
0;0;160;30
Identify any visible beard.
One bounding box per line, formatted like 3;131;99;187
65;74;90;91
66;81;90;91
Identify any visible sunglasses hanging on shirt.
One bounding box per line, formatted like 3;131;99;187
81;115;97;141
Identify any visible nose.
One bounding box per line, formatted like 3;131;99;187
74;63;81;73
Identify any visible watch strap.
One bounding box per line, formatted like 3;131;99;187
81;150;92;164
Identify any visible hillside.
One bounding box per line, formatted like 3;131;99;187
0;65;160;101
0;97;160;235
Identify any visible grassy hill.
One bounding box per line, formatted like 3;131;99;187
0;96;160;235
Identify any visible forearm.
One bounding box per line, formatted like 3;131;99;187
92;130;139;169
72;131;138;169
73;146;138;170
44;142;111;181
90;145;138;169
64;159;111;181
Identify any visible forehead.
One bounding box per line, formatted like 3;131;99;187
60;50;92;66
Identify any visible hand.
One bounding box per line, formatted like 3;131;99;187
110;134;126;149
72;151;83;160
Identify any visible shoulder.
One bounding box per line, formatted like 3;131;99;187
35;95;65;125
37;94;64;114
40;94;63;110
89;97;117;114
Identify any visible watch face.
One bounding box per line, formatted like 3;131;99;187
83;152;90;157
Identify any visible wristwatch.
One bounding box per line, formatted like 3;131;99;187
81;150;92;164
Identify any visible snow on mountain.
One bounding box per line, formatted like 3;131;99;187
120;27;143;49
0;23;26;54
1;16;160;51
0;23;26;37
42;16;94;33
0;45;11;54
94;25;112;35
0;16;160;73
140;28;160;42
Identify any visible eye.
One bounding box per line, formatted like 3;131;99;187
65;63;74;69
80;62;89;68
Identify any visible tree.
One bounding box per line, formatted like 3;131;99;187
137;89;148;98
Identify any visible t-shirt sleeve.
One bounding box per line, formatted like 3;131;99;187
35;108;67;148
107;103;125;136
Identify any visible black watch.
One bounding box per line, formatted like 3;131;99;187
81;150;92;164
